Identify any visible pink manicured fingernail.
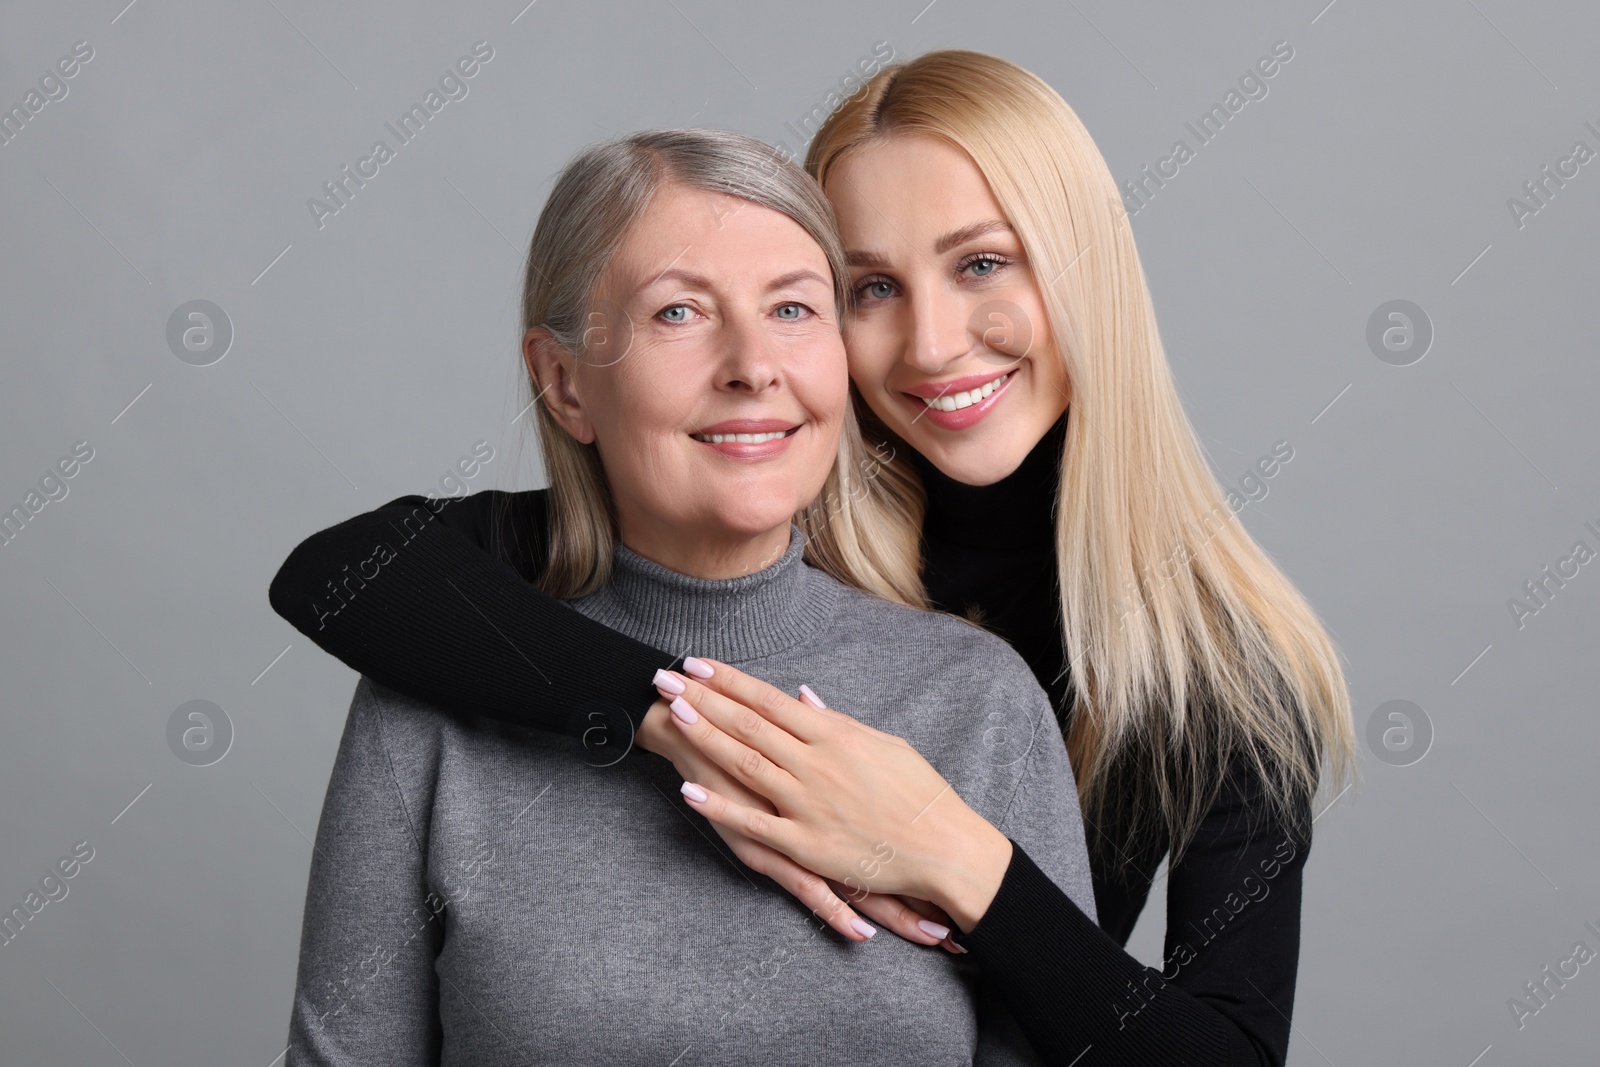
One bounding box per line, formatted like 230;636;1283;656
683;656;715;679
680;782;708;803
849;918;877;939
798;684;825;710
917;919;951;940
946;938;968;954
669;696;699;725
652;668;686;695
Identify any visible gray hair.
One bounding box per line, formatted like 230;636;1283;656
521;128;850;351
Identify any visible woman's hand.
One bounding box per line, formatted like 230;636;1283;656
651;660;1015;933
634;694;958;948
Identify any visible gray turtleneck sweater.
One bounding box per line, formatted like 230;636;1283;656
285;525;1097;1066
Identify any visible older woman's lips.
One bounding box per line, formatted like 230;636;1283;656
688;419;801;460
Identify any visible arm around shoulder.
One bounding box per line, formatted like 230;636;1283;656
266;489;677;744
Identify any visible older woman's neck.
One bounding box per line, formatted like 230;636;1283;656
615;519;796;581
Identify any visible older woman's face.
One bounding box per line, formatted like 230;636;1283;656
546;182;847;574
826;134;1070;487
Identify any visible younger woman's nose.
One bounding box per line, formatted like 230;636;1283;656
904;289;975;374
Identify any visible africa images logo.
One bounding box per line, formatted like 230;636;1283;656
306;41;495;230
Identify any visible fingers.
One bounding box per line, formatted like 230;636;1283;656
796;683;912;748
655;670;809;768
892;896;966;954
655;667;809;774
694;801;941;950
841;884;951;946
721;834;877;943
807;701;907;746
681;780;803;858
631;698;677;759
674;658;828;744
894;895;947;923
663;695;799;802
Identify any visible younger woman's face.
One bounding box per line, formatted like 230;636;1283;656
826;134;1070;486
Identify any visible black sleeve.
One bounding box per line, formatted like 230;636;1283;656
267;489;679;750
962;759;1310;1066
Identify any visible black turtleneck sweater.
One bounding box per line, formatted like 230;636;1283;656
268;411;1308;1066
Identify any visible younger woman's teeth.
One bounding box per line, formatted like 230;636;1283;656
691;430;793;444
922;372;1011;411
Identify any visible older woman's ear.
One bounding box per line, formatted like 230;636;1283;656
523;326;596;444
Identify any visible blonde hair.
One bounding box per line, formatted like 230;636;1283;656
807;51;1356;870
519;128;926;608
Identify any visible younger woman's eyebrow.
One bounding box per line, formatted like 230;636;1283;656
845;218;1015;269
845;250;890;268
933;218;1012;255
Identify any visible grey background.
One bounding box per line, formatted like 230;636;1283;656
1;0;1595;1063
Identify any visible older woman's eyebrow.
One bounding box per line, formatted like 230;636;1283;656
639;267;830;293
643;267;714;291
766;268;831;291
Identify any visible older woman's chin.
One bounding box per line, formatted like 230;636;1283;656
701;496;814;537
681;463;831;535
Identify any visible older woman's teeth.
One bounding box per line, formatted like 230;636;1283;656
923;372;1011;411
692;430;792;444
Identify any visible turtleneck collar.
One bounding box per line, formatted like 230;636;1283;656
906;407;1068;550
564;524;839;664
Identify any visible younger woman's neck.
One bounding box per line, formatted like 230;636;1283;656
908;408;1068;549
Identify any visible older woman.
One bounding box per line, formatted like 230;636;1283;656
284;129;1094;1066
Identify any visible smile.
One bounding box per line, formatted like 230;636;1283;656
689;429;798;444
918;371;1013;412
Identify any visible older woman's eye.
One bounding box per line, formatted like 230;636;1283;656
775;303;808;320
658;305;690;324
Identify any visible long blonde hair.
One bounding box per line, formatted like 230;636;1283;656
807;51;1356;870
519;128;927;609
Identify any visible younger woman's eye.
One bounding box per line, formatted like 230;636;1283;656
658;304;690;323
960;255;1006;278
854;278;896;302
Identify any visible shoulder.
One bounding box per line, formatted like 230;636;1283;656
341;676;531;845
342;676;478;807
814;569;1042;685
348;674;569;764
379;488;551;578
800;568;1061;773
1185;750;1316;866
346;675;449;755
386;487;547;537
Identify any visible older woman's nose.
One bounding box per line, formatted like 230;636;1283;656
717;317;782;393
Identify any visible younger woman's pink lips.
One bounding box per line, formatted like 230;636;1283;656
902;369;1016;431
690;424;801;460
